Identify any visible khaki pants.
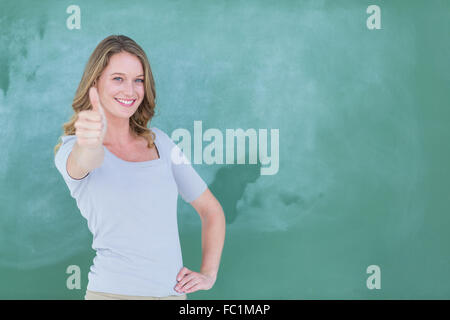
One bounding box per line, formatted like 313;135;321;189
85;290;187;300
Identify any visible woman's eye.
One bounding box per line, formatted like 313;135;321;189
112;77;143;83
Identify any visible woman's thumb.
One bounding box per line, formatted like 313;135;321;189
89;87;107;137
89;87;101;112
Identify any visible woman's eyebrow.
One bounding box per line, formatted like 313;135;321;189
110;72;144;77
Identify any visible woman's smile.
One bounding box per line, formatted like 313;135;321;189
114;97;136;107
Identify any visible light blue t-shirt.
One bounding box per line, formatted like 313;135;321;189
54;127;207;297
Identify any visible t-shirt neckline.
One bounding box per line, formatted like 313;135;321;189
103;135;163;167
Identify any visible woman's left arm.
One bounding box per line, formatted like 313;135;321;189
175;188;226;294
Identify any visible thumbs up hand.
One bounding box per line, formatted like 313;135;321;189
74;87;107;149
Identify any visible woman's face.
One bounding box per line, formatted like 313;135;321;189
96;51;145;119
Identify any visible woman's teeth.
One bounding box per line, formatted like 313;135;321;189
115;98;135;106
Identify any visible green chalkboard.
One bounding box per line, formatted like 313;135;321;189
0;0;449;299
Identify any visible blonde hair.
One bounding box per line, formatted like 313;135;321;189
54;35;158;155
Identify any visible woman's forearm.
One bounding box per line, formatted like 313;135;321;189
68;141;105;177
200;208;226;278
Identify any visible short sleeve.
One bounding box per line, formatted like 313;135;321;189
54;135;91;199
153;127;208;203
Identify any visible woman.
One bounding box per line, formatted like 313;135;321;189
54;35;226;300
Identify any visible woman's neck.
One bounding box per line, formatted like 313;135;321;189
103;117;136;147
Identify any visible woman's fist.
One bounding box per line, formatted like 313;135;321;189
74;87;107;149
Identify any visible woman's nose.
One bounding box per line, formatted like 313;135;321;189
122;80;135;96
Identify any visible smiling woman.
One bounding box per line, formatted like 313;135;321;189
54;35;157;153
53;35;226;300
95;52;145;118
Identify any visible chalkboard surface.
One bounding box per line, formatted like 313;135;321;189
0;0;449;299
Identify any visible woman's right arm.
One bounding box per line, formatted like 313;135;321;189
67;87;107;180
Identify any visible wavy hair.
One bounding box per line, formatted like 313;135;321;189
54;35;158;155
